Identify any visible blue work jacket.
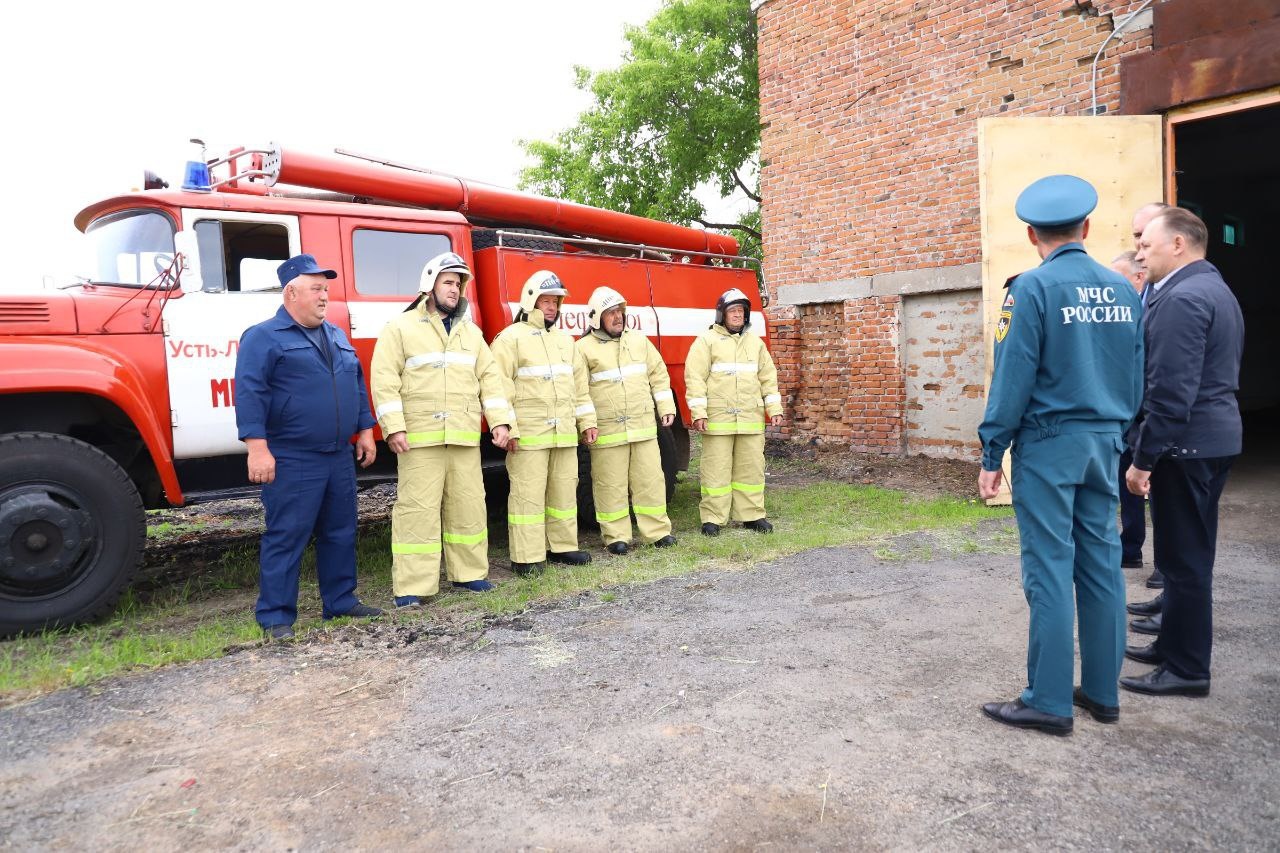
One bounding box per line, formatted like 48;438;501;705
235;306;376;454
979;243;1144;471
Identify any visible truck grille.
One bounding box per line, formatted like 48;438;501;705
0;300;51;323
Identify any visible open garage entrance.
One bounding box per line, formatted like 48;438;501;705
1170;95;1280;489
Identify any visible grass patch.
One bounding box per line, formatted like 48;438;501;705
0;475;1010;702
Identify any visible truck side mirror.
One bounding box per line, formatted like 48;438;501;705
173;231;205;293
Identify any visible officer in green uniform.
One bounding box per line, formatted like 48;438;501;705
977;175;1145;736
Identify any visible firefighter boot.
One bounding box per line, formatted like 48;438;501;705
549;551;592;565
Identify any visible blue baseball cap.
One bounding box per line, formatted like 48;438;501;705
1015;175;1098;229
276;254;337;287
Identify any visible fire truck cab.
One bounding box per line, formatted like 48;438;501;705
0;144;767;636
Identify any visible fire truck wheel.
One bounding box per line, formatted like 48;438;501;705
575;426;679;530
0;432;145;637
470;228;565;253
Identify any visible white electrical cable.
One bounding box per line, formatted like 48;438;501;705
1089;0;1158;116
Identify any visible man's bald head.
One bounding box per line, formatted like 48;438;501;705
1132;202;1170;249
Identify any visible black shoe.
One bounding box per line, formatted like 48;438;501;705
1130;612;1162;636
607;541;629;555
1121;557;1143;569
742;518;774;533
548;550;591;566
652;534;677;548
1124;641;1163;665
1145;569;1165;589
981;698;1073;736
264;624;295;641
1072;687;1120;723
511;562;541;576
701;522;721;537
325;602;386;621
1120;665;1210;697
1126;593;1163;616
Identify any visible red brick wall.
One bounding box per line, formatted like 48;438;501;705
757;0;1156;453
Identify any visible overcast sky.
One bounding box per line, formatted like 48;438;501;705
0;0;673;290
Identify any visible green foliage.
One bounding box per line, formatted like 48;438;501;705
519;0;761;251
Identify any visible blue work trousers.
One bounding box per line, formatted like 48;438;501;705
1011;431;1127;717
256;448;360;628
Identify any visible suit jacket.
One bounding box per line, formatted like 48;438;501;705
1131;259;1243;469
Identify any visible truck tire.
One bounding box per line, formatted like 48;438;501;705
0;432;145;636
576;425;679;529
471;228;565;253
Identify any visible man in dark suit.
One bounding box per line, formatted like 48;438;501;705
1122;208;1244;697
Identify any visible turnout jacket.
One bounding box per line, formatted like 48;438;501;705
575;329;676;446
1130;259;1243;469
491;314;597;448
684;323;782;434
371;297;516;447
235;306;375;454
978;243;1144;471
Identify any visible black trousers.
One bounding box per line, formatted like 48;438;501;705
1151;455;1235;680
1118;448;1146;563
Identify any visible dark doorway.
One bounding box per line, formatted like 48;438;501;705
1173;102;1280;472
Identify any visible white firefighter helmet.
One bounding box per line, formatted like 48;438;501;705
715;288;751;328
587;286;627;331
419;251;472;294
520;270;569;316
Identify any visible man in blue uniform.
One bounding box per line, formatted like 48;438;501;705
235;254;385;640
1121;207;1243;697
977;175;1144;736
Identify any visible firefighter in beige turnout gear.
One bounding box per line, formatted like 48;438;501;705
371;252;516;605
491;271;597;574
575;287;678;554
685;288;783;536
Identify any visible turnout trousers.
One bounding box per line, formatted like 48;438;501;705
506;445;580;563
391;444;489;597
257;449;360;628
1010;432;1127;717
1150;455;1234;681
589;438;671;545
699;432;766;525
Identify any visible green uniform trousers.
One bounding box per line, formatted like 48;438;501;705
391;444;489;597
1011;431;1127;718
506;445;580;563
698;432;766;525
589;438;671;545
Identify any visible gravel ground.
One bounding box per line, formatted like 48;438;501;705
2;454;1277;851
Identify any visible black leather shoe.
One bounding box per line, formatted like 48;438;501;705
981;698;1072;736
549;550;591;566
1126;593;1163;617
701;522;721;537
1121;557;1143;569
742;518;774;533
652;534;677;548
1124;641;1163;665
607;541;629;555
264;624;295;641
1072;687;1120;723
1120;665;1210;697
325;602;385;621
1130;612;1162;635
1145;569;1165;589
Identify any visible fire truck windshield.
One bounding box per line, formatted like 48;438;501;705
84;209;177;287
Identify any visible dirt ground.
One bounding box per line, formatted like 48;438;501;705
1;451;1276;850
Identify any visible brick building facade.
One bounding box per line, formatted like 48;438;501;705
754;0;1160;459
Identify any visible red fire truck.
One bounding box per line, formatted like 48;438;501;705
0;143;766;635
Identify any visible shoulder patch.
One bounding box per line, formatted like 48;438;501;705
995;310;1012;342
1002;292;1015;308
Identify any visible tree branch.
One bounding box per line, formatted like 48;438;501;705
696;218;762;241
732;169;761;203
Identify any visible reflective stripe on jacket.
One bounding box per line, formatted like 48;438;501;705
575;329;675;446
684;323;782;435
491;314;596;448
370;297;516;447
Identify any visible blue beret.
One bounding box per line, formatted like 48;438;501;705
1015;175;1098;229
